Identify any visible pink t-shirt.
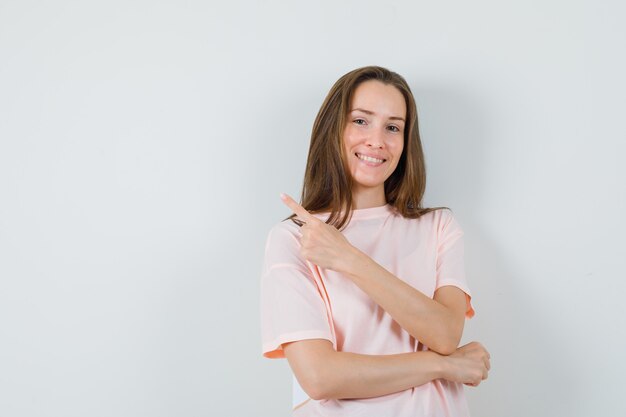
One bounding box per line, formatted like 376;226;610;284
260;204;475;417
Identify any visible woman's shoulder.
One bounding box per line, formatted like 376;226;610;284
389;207;462;239
262;218;307;267
418;207;463;237
264;218;302;249
394;206;455;224
268;216;301;233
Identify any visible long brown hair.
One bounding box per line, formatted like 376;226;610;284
286;65;448;230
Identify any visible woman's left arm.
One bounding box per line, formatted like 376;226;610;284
281;193;467;356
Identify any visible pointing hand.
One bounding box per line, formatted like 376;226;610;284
280;193;358;273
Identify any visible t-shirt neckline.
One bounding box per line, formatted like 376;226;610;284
311;203;395;221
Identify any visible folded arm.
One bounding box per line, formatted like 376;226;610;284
284;339;444;400
283;339;490;400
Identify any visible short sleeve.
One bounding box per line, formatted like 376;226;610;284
260;222;336;359
435;210;475;318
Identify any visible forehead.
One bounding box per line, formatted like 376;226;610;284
350;80;406;116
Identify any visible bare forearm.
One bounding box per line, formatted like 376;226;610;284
285;339;489;401
318;350;445;400
342;249;464;354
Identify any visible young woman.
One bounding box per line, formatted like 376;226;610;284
260;66;490;417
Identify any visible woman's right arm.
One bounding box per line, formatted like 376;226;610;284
283;339;490;400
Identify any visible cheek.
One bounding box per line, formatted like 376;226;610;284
341;132;356;172
343;133;361;161
390;139;404;157
342;127;358;149
390;141;404;169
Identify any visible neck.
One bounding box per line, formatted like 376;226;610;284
351;186;387;209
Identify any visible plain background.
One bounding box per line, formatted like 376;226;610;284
1;1;625;416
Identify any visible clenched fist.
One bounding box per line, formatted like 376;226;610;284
443;342;491;387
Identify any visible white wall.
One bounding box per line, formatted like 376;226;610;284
1;1;624;416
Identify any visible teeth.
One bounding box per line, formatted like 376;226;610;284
357;153;384;163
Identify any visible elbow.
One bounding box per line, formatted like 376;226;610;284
431;318;465;355
430;334;463;356
283;339;339;400
307;384;329;401
299;369;334;400
434;342;457;356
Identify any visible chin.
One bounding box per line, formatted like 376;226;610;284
353;178;387;189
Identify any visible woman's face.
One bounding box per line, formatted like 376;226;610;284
342;80;406;199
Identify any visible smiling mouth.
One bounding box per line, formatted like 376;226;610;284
355;153;386;163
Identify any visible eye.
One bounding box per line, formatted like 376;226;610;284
387;125;401;132
353;118;366;125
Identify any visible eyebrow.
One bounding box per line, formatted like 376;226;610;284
350;108;405;122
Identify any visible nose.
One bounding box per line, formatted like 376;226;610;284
365;127;384;149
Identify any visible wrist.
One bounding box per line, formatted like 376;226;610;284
339;245;368;276
427;351;448;380
437;354;451;380
409;351;447;383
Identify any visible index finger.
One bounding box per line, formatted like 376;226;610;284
280;193;318;223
